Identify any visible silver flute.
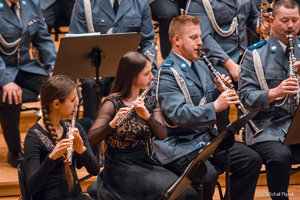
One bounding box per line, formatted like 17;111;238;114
287;32;300;106
116;78;157;128
66;108;76;165
198;50;263;138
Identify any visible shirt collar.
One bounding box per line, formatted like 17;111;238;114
110;0;121;8
175;53;192;67
5;0;20;9
278;39;287;53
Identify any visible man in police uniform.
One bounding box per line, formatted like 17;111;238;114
153;15;262;200
69;0;156;120
238;0;300;198
0;0;56;168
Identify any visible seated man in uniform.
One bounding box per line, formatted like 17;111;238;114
0;0;56;168
153;15;262;200
238;0;300;199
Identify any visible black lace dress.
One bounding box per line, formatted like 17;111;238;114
88;96;197;200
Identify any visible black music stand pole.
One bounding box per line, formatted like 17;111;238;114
162;108;261;200
88;47;102;112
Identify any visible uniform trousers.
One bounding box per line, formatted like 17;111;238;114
164;141;262;200
150;0;187;59
251;141;300;200
0;70;47;152
41;0;75;33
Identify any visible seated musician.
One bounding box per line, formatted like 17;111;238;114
24;75;99;200
152;15;262;200
238;0;300;199
87;51;198;200
0;0;56;168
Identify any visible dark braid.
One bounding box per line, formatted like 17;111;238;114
40;75;76;190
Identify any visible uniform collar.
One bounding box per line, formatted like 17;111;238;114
175;53;192;68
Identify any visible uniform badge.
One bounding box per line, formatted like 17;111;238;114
22;1;26;5
0;3;3;8
180;62;186;70
271;45;277;52
298;43;300;49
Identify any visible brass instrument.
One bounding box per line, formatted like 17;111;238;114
198;51;263;138
144;36;158;64
287;33;300;105
66;108;76;165
116;78;157;128
257;0;275;40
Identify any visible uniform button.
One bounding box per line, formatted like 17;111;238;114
205;115;209;119
114;23;118;27
131;22;134;25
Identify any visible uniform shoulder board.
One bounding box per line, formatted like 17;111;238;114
248;40;267;51
161;60;174;68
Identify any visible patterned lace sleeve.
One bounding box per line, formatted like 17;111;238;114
146;99;167;140
87;98;116;146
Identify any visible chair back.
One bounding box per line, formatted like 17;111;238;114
18;161;32;200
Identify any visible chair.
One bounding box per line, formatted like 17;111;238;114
18;161;32;200
21;89;40;115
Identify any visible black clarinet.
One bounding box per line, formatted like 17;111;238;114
198;51;263;138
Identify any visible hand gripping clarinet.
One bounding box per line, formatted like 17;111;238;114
287;32;300;106
198;51;263;138
66;108;76;165
116;78;157;128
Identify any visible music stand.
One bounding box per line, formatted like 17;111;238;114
283;105;300;145
53;32;142;111
162;108;261;200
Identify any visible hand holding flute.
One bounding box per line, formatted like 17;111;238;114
109;97;151;129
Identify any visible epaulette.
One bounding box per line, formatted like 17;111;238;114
161;60;174;68
248;40;267;51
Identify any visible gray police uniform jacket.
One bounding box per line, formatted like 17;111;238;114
152;50;220;165
188;0;258;65
238;34;300;145
0;0;57;87
68;0;155;55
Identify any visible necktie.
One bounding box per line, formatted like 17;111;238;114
11;3;17;16
113;0;119;15
191;62;200;80
285;46;290;60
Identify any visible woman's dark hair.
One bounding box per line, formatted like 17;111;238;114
110;51;151;99
40;75;76;190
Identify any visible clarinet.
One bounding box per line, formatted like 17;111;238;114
116;78;157;128
198;51;263;138
66;108;76;165
287;33;300;106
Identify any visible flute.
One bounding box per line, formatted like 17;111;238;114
66;108;76;165
116;78;157;128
